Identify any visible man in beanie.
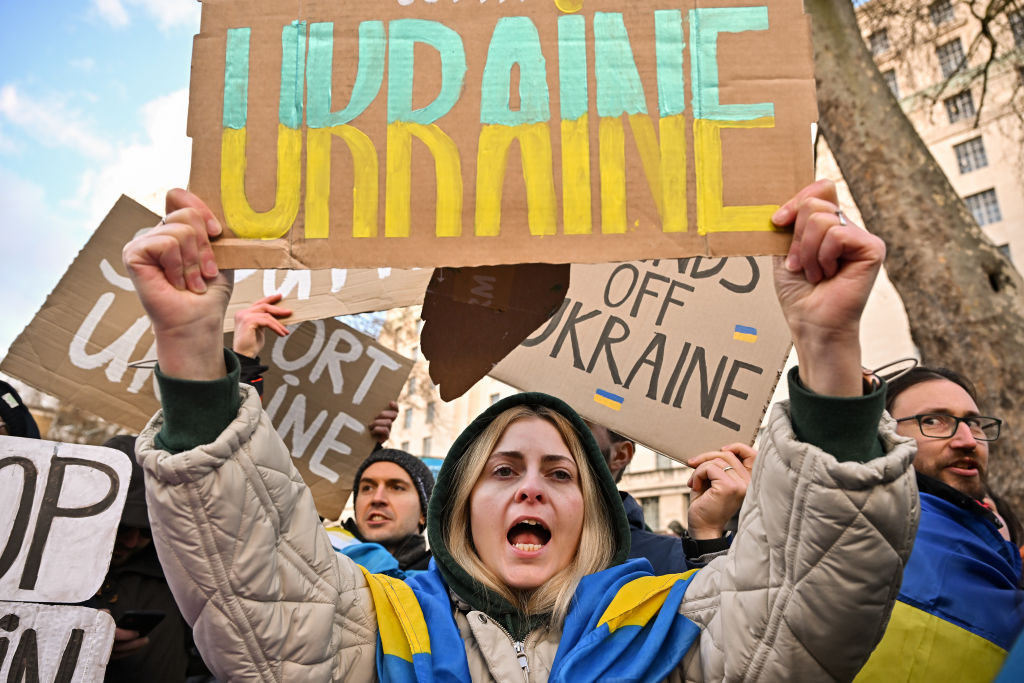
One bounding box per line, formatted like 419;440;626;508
0;379;41;439
325;449;434;574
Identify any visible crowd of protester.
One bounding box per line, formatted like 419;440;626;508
5;177;1023;681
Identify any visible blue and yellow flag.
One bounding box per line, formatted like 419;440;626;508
855;492;1024;682
361;559;700;683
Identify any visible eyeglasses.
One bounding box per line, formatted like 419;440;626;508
895;413;1001;441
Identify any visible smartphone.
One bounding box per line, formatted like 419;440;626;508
116;610;166;637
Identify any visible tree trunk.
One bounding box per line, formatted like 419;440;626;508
807;0;1024;509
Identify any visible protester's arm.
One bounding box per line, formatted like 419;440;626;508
675;180;918;681
125;189;379;681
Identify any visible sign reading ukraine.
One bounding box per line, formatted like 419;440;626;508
188;0;816;269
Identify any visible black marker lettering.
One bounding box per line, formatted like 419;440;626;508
713;361;764;431
550;302;602;370
20;455;119;591
623;334;666;399
0;458;37;583
585;316;630;384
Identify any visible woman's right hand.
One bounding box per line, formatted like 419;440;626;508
123;188;232;380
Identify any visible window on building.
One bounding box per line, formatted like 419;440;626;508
426;401;435;424
953;136;988;173
407;376;417;396
997;244;1014;265
1011;11;1024;47
868;29;890;56
881;69;900;98
929;0;954;26
640;497;660;527
936;38;966;78
400;440;411;452
422;436;433;457
489;392;501;405
656;453;674;470
965;189;1002;226
944;90;975;123
403;407;413;430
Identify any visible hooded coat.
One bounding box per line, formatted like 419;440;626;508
137;381;918;682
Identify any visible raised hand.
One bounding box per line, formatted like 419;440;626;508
369;401;400;445
123;188;231;380
232;293;293;359
771;179;886;396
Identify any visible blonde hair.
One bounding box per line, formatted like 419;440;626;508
444;405;616;629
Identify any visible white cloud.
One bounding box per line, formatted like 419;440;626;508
0;85;113;159
70;88;192;225
0;88;192;357
70;57;96;72
93;0;129;27
92;0;200;30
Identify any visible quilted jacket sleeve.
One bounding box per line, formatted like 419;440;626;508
678;400;919;682
135;384;379;682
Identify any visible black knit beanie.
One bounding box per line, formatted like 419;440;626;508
353;448;435;530
0;380;41;439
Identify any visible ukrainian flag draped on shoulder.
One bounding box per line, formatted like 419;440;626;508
360;558;700;683
855;492;1024;682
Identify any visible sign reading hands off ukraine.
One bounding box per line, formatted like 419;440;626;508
189;0;816;269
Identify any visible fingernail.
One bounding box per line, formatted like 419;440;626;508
207;218;222;237
771;207;787;225
785;253;799;271
202;257;218;278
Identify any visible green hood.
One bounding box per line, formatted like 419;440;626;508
426;392;631;640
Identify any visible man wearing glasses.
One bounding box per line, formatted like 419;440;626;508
855;367;1023;682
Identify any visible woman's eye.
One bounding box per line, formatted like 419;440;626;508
551;469;573;481
494;465;515;478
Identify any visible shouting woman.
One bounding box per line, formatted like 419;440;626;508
125;180;917;682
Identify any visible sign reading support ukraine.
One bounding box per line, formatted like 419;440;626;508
188;0;817;270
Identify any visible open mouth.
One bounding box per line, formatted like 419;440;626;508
507;519;551;552
948;459;979;476
366;512;390;523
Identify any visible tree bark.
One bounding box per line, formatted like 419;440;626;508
807;0;1024;509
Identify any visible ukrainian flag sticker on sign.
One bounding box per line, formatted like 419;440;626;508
733;325;758;343
594;388;625;411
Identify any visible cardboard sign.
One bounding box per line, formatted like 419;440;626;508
1;196;423;432
421;263;570;399
491;257;791;460
228;266;430;332
1;198;412;518
0;437;130;604
0;602;115;683
188;0;816;269
248;317;413;518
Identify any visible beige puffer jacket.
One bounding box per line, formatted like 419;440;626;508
136;385;918;682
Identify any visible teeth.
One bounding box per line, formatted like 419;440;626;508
514;543;543;552
522;520;540;526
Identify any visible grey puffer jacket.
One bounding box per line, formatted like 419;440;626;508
136;384;918;682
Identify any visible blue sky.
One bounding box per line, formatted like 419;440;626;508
0;1;200;359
